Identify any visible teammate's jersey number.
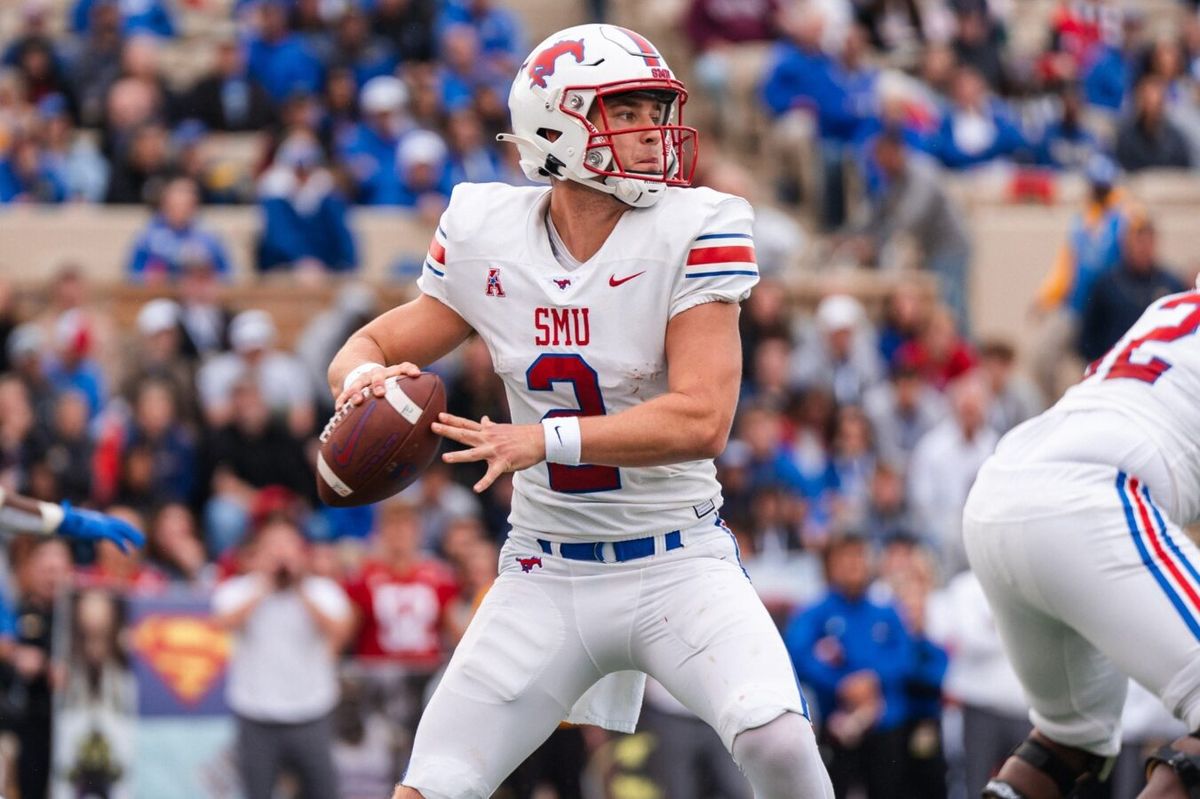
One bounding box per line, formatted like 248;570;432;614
373;583;440;654
526;353;621;493
1099;293;1200;384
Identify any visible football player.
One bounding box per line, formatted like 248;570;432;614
328;22;833;799
0;487;144;551
964;283;1200;798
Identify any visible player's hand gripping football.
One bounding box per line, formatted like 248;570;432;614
334;362;421;409
433;413;545;493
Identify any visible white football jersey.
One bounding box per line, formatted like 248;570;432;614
1054;288;1200;523
416;182;759;539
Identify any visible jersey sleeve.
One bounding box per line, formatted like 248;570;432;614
670;196;760;319
415;213;458;311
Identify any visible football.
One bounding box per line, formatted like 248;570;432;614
316;373;447;507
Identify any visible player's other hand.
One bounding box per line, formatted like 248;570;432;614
334;362;421;410
434;413;545;493
57;503;146;553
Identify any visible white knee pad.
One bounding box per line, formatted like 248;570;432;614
732;712;834;799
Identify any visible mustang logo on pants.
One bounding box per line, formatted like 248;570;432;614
516;557;543;573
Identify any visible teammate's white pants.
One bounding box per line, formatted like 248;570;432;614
401;516;826;798
964;460;1200;756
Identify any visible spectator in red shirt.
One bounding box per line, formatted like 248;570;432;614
894;305;977;391
344;499;458;670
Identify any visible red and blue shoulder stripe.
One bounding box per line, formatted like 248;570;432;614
684;232;757;279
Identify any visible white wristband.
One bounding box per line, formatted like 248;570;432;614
542;417;582;466
342;362;385;392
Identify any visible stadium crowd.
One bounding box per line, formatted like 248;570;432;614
0;0;1198;797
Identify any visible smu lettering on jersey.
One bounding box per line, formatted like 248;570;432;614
416;182;759;539
1056;288;1200;524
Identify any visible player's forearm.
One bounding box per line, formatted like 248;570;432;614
328;333;388;397
579;390;733;467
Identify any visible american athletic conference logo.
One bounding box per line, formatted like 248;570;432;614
485;267;506;297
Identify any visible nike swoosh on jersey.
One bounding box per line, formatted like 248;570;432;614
608;271;646;287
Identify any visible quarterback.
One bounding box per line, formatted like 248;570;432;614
329;23;833;799
964;286;1200;798
0;488;144;550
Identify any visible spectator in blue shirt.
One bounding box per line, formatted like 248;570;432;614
785;533;913;799
444;108;503;187
338;75;411;204
929;66;1028;170
437;23;508;114
127;176;232;283
0;138;67;203
331;8;398;87
439;0;524;73
246;0;323;103
257;134;357;275
1033;82;1099;170
71;0;176;38
45;309;107;420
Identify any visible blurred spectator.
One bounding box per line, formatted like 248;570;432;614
3;1;61;69
213;516;353;799
337;75;410;204
1031;152;1127;398
951;4;1010;93
12;537;71;799
199;378;315;554
438;0;525;73
320;66;359;149
1116;75;1192;171
372;0;438;64
1079;10;1139;115
0;374;37;491
27;389;92;504
104;121;173;205
72;0;176;38
0;279;15;373
184;38;275;133
5;325;54;433
1033;81;1098;170
0;135;66;203
39;93;110;201
12;35;73;111
700;159;807;276
75;507;164;590
927;570;1030;798
146;503;215;587
398;461;482;551
120;299;197;423
296;283;377;410
393;128;452;218
445;108;503;187
858;128;972;331
247;0;323;103
1077;214;1186;363
437;23;505;114
743;334;795;408
45;309;106;421
792;294;884;406
740;278;793;381
34;265;120;398
101;35;174;154
332;8;398;87
124;378;197;504
976;340;1044;435
929;66;1027;170
786;533;912;799
894;306;976;391
828;404;877;525
126;175;233;283
863;358;947;471
343;500;458;668
862;463;915;543
907;372;996;574
177;257;232;359
66;0;124;128
196;309;315;433
257;133;358;275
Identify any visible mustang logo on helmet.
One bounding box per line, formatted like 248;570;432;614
528;39;585;89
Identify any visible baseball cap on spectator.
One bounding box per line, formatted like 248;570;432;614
1084;153;1119;188
6;323;42;362
397;129;447;172
815;294;865;333
136;298;180;336
229;309;276;353
361;75;407;115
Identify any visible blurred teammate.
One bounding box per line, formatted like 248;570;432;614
964;282;1200;798
0;487;144;550
329;23;833;799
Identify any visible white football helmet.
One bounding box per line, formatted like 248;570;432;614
497;24;698;208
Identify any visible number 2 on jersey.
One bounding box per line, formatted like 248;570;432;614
526;353;621;493
1100;293;1200;384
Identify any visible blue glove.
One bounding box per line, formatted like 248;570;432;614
57;503;146;553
